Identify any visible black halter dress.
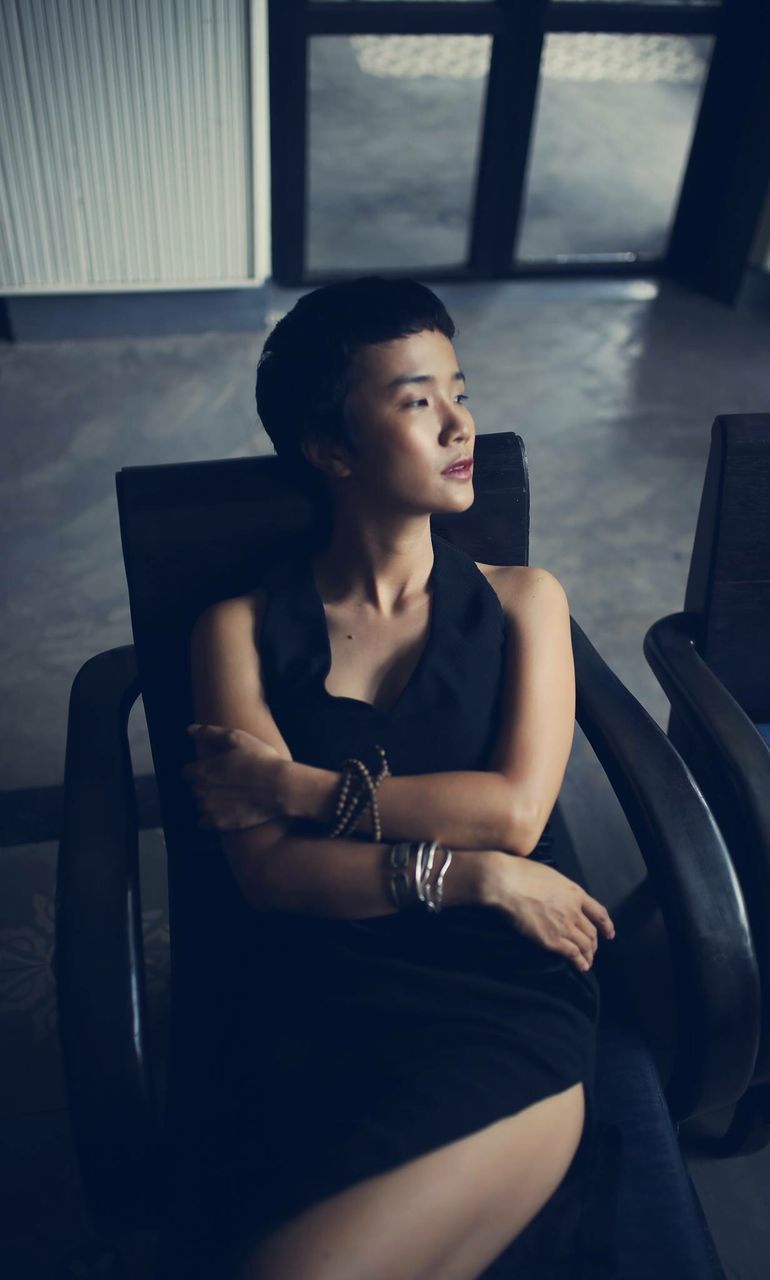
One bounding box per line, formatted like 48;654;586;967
201;530;604;1276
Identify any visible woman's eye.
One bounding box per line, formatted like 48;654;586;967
402;393;469;409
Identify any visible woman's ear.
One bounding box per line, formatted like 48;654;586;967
301;434;352;480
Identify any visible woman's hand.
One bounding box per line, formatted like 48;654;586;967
182;723;287;830
485;852;615;972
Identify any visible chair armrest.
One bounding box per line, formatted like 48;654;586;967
570;616;761;1122
644;611;770;876
644;610;770;1081
56;645;164;1230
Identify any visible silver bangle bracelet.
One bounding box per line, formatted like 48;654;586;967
389;842;414;910
428;847;453;913
417;841;437;904
414;841;425;900
389;840;453;914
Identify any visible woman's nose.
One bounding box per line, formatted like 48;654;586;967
447;413;473;444
442;401;471;431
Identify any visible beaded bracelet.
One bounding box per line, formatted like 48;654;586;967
357;747;390;840
330;749;389;839
330;759;372;838
328;745;391;841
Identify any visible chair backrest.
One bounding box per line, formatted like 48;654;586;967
116;432;530;1122
684;413;770;721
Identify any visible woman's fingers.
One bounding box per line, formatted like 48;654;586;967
570;896;616;970
582;894;616;939
187;722;232;740
491;857;615;972
573;915;598;962
563;939;591;972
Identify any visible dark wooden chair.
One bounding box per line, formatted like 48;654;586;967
56;433;757;1278
645;412;770;1157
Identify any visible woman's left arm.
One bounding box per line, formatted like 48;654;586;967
283;568;576;856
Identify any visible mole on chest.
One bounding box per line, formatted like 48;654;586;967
323;606;430;709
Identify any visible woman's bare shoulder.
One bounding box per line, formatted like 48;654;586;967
474;562;564;614
194;588;269;642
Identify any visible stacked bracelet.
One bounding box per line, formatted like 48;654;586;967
388;841;454;914
328;754;454;914
328;745;391;842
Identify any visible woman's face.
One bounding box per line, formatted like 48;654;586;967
335;327;476;514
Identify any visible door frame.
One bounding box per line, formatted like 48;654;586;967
267;0;768;304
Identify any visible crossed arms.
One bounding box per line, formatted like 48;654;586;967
187;567;575;917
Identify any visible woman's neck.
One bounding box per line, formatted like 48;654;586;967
312;516;435;617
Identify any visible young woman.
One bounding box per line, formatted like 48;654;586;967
185;277;615;1280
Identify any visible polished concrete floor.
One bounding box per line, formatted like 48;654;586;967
3;272;770;1277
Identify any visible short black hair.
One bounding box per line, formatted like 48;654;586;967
256;276;456;502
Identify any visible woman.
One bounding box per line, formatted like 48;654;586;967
185;277;616;1280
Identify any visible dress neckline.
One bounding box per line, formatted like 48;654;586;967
304;531;444;718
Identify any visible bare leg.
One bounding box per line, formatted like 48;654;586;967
237;1080;586;1280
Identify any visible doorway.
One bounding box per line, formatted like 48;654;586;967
267;1;770;303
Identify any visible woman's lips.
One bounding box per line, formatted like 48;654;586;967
442;461;473;480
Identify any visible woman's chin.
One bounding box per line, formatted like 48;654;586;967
438;481;475;511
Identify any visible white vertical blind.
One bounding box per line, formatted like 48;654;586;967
0;0;269;291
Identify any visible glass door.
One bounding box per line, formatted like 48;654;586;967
514;29;715;265
269;1;769;303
